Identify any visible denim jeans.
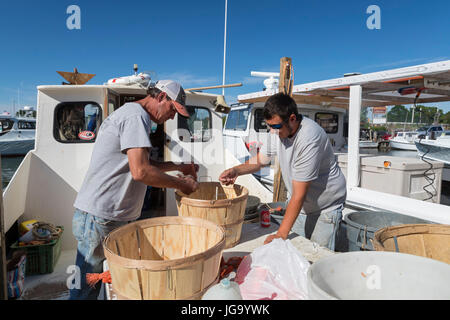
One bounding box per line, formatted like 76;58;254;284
289;203;344;251
69;209;128;300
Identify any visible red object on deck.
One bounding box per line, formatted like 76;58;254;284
260;210;271;228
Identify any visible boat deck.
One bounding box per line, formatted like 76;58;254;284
17;208;352;300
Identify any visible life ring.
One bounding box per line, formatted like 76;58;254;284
78;130;95;140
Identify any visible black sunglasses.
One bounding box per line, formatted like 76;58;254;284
267;122;284;129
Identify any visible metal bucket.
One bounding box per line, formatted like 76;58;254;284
343;211;433;251
307;251;450;300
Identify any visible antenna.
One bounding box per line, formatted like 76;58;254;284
250;71;280;93
222;0;228;96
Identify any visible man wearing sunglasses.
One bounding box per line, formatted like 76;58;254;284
219;93;346;250
70;80;199;300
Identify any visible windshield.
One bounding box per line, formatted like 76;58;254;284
225;108;249;131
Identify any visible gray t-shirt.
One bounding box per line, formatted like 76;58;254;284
74;102;153;221
260;116;346;214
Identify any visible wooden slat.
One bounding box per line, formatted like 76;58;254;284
174;264;204;299
424;71;450;81
115;229;140;260
110;265;142;300
141;225;164;259
137;227;163;260
140;269;175;300
163;225;186;260
423;234;450;264
363;93;417;104
185;225;207;257
202;254;222;289
206;207;227;226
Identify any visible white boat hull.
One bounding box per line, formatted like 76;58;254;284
415;139;450;165
389;140;417;151
359;141;378;148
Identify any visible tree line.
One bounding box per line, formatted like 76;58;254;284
386;105;449;124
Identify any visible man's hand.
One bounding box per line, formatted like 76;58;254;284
219;168;238;185
178;175;199;195
264;230;288;245
179;163;199;180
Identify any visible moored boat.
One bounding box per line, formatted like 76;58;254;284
0;115;36;156
415;132;450;165
389;131;418;151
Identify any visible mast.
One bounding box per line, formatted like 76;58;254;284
222;0;228;96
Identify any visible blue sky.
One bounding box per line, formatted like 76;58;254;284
1;0;449;114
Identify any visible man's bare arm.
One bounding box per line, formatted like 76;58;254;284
234;153;272;176
127;148;197;193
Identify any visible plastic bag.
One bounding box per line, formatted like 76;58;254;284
236;238;310;300
7;251;27;299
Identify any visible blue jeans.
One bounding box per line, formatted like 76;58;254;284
290;204;344;251
69;209;128;300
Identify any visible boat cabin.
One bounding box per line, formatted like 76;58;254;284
3;84;271;250
0;117;36;136
223;102;347;188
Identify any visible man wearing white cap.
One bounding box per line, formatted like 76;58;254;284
70;80;199;300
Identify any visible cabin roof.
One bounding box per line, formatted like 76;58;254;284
238;60;450;109
37;84;221;99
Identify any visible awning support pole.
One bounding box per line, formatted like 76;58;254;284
348;85;362;188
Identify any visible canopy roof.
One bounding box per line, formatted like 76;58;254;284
238;60;450;108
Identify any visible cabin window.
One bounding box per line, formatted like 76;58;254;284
254;109;269;132
54;102;102;143
119;95;147;107
315;112;338;134
178;106;212;142
225;108;249;131
18;121;36;130
0;119;14;132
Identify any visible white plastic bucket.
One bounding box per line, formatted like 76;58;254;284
307;251;450;300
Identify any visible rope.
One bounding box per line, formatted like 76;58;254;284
86;271;112;288
31;222;63;241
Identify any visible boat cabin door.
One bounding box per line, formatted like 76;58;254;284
164;95;225;215
105;89;120;117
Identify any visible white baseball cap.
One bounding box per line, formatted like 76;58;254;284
152;80;189;117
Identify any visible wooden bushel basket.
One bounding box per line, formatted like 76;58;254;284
373;224;450;264
103;216;225;300
175;182;249;249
